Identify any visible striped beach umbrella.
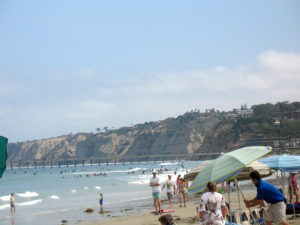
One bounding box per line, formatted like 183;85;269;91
184;160;273;182
259;155;300;172
188;146;272;194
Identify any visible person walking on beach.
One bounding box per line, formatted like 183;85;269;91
162;175;176;208
150;169;161;215
178;178;187;207
197;181;229;225
288;172;299;204
10;193;16;214
244;170;290;225
99;193;103;210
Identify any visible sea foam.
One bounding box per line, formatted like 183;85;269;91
94;186;101;190
49;195;59;200
0;195;10;202
0;204;10;210
128;180;148;185
159;162;177;166
16;191;39;198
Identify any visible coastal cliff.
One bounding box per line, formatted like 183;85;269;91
7;102;300;161
7;113;222;161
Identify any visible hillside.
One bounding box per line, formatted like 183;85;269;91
7;101;300;162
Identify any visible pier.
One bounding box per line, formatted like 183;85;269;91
7;152;221;169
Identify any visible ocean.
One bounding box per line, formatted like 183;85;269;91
0;160;203;225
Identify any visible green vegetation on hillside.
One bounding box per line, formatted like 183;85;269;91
233;101;300;138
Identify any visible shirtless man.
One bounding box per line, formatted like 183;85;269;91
10;193;16;214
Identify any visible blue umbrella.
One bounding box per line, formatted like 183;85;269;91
259;155;300;172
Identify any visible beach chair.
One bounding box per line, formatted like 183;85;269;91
252;209;260;220
260;208;267;220
233;212;241;224
242;221;251;225
251;208;265;225
241;210;250;222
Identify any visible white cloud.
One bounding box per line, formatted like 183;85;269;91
2;50;300;142
258;50;300;73
129;50;300;100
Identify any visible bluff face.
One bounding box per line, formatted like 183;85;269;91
7;113;231;161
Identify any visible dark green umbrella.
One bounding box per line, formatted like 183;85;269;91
0;136;8;178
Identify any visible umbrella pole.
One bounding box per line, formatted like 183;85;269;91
226;182;232;224
234;179;242;221
234;179;258;225
281;171;284;193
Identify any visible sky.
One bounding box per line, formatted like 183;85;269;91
0;0;300;143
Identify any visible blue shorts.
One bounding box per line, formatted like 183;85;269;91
100;200;103;205
152;192;160;200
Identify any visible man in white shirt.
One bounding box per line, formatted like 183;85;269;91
150;169;161;214
162;174;176;208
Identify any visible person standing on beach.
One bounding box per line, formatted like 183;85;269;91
244;171;290;225
178;178;187;207
176;175;181;187
99;193;103;210
10;193;16;214
288;172;299;204
150;169;161;214
162;175;176;208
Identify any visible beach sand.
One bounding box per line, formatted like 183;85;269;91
78;189;300;225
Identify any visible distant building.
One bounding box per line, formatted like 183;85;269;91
225;108;253;121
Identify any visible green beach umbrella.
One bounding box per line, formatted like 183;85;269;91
188;146;272;194
0;136;8;178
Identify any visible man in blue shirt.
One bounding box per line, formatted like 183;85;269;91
244;171;289;225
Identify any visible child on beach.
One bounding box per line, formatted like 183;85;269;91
99;193;103;210
10;193;16;214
